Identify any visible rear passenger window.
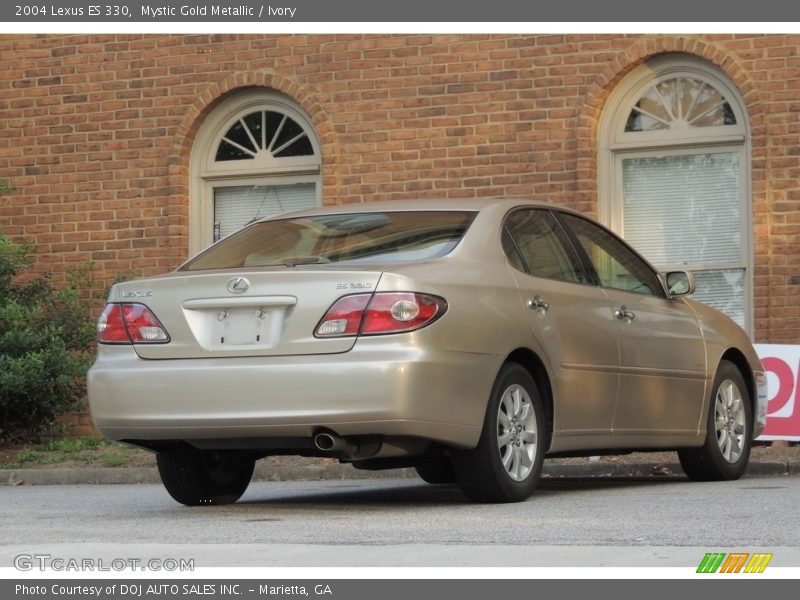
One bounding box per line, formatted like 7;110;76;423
503;210;589;284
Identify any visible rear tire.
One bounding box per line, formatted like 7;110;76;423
414;457;456;484
453;362;546;503
678;360;752;481
156;447;255;506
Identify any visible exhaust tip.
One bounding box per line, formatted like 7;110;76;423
314;432;336;452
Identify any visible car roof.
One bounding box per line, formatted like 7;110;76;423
262;198;582;220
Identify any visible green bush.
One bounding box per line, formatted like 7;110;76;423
0;234;96;443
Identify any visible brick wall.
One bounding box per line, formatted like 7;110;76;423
0;34;798;342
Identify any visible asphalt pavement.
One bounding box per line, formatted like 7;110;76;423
2;477;800;567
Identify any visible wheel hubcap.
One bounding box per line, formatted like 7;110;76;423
714;379;746;463
497;384;538;481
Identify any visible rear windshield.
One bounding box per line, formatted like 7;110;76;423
181;211;477;271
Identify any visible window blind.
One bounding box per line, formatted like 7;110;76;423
620;152;746;329
690;269;746;328
621;153;741;267
213;183;316;241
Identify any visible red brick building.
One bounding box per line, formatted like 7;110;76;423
0;34;798;342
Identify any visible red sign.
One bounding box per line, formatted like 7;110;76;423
755;344;800;440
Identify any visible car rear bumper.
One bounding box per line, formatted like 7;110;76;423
87;339;496;449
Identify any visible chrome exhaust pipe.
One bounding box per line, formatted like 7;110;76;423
313;432;337;451
314;432;358;455
313;431;382;460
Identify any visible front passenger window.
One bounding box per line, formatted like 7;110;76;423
560;213;663;297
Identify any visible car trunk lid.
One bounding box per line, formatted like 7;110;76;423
114;268;382;360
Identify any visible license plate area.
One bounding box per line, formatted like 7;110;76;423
182;296;297;351
213;307;270;347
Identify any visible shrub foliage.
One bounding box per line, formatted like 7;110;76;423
0;235;96;443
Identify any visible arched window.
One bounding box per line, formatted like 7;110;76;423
190;89;321;254
599;55;752;332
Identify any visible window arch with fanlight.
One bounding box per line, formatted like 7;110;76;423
598;55;752;333
190;90;322;254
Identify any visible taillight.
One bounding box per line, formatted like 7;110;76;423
314;295;371;337
97;303;170;344
315;293;446;338
361;293;445;334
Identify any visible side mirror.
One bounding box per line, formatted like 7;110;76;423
664;271;696;297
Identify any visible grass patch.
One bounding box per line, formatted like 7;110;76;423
0;437;155;469
44;437;104;453
98;453;129;467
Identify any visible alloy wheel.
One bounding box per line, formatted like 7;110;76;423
497;383;538;481
714;379;746;463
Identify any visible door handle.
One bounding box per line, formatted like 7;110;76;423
614;306;635;322
527;297;550;313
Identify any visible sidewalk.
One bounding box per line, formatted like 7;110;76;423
3;454;799;486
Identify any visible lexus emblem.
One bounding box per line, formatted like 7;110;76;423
227;277;250;294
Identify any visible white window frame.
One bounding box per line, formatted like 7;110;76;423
190;89;322;255
598;55;753;335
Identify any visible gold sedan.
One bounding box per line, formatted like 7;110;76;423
88;199;767;505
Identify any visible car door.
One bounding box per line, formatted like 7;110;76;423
557;212;707;436
503;209;620;439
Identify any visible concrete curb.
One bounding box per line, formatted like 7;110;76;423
2;460;799;486
540;461;796;478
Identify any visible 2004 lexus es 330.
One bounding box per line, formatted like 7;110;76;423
88;199;768;505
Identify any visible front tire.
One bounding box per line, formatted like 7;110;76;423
678;360;752;481
453;362;546;503
156;447;255;506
